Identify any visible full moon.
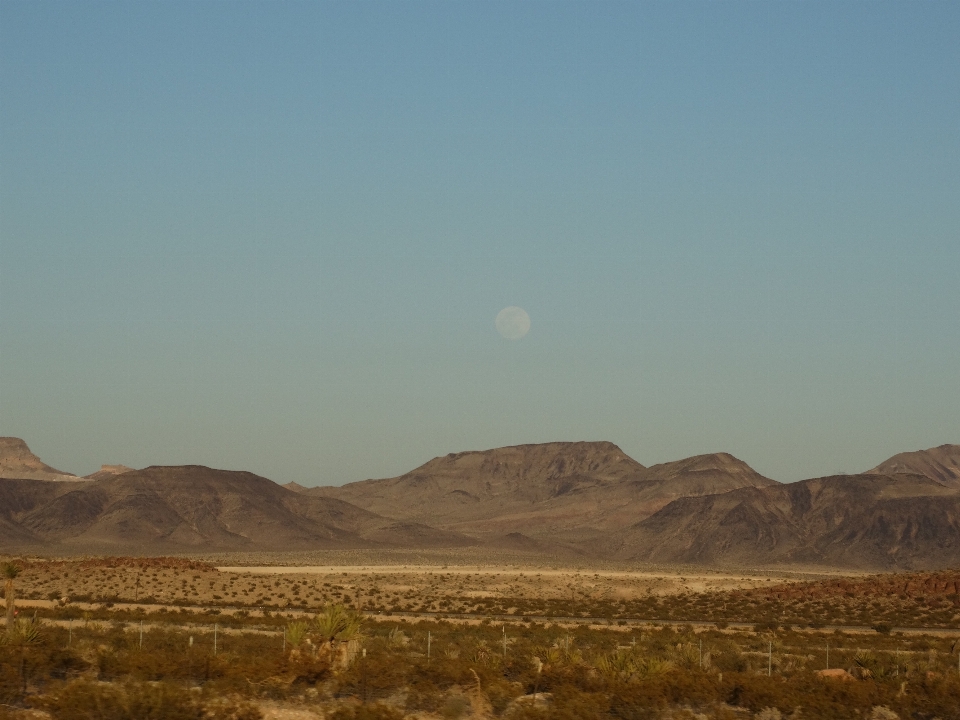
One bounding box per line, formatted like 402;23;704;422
495;306;531;339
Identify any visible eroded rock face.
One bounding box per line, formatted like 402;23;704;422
306;442;787;547
83;465;135;480
616;471;960;569
0;437;78;481
305;441;658;543
870;444;960;489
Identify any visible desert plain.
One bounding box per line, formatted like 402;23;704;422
3;440;960;719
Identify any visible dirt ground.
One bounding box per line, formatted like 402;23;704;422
9;549;837;616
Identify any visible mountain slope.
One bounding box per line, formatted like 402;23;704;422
0;437;79;481
83;465;135;481
644;453;776;494
306;444;780;546
615;472;960;569
869;444;960;489
309;441;647;528
588;452;778;528
1;466;473;551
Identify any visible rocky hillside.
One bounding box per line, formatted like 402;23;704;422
0;464;473;552
4;436;957;568
0;437;79;481
615;472;960;569
83;464;135;481
307;441;647;525
869;443;960;489
304;444;779;547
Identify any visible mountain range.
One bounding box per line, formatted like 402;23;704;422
1;437;958;569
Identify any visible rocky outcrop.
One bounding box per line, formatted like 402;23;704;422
870;444;960;489
0;437;79;481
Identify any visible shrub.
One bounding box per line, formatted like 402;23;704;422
39;679;205;720
329;704;405;720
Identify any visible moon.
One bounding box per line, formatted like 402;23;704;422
495;306;531;339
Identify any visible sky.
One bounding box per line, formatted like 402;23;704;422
1;1;957;485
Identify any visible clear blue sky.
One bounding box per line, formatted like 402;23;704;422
1;1;957;484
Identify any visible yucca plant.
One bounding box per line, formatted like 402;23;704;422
1;614;42;696
595;649;673;682
2;561;23;632
595;648;641;682
285;620;310;658
313;603;363;644
286;620;309;646
387;627;409;647
312;603;364;669
1;615;42;648
854;650;893;680
641;657;674;677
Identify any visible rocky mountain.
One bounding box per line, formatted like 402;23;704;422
4;436;957;569
0;464;473;552
306;441;646;527
303;444;778;547
645;452;776;494
869;444;960;489
614;472;960;569
0;437;80;481
594;452;777;526
83;464;135;481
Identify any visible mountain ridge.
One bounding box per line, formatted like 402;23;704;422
869;444;960;489
614;471;959;569
2;437;956;569
0;464;474;552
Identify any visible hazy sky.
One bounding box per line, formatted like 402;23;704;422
1;1;957;485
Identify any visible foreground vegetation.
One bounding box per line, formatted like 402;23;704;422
2;558;959;718
2;607;959;719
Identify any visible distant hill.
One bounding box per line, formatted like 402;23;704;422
869;444;960;489
0;464;473;552
0;437;80;481
614;472;960;569
304;444;777;546
83;465;135;481
3;436;957;569
589;452;777;529
305;441;647;527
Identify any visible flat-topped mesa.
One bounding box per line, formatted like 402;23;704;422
869;444;960;489
0;437;79;481
416;441;646;487
84;464;135;481
311;441;648;523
